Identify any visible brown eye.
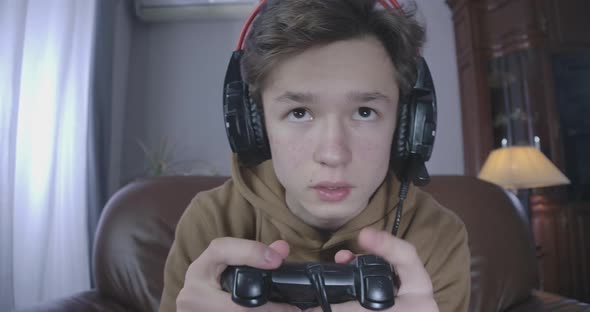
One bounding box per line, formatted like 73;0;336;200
288;108;312;122
292;109;306;118
359;107;372;118
353;107;378;121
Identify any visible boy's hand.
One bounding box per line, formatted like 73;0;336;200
176;237;301;312
306;227;439;312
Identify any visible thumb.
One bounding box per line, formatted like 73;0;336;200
186;237;286;286
268;240;290;260
358;227;418;266
358;227;433;295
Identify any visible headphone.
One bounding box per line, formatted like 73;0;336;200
223;0;437;187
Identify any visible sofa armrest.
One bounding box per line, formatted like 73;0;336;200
505;290;590;312
14;290;135;312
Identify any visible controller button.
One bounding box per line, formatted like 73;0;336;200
359;255;386;266
236;271;264;299
364;276;393;303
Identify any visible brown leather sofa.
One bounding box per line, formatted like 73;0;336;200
17;175;590;312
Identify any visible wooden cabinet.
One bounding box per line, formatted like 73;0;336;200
447;0;590;302
530;195;590;300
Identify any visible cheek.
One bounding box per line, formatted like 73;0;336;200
359;140;392;163
267;126;308;169
352;133;394;191
355;127;395;163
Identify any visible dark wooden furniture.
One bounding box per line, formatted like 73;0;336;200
447;0;590;303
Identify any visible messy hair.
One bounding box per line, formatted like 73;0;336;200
241;0;425;104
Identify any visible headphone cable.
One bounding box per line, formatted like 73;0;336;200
306;264;332;312
392;181;409;236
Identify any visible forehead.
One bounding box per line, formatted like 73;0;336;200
262;36;399;101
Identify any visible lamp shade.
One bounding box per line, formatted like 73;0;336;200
478;146;570;189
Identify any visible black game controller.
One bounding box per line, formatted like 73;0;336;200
220;255;400;311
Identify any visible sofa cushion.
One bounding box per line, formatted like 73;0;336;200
92;176;228;312
423;176;540;312
14;290;129;312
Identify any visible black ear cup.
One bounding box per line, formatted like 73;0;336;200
409;57;437;164
223;50;271;167
391;99;411;183
394;101;410;160
390;57;437;185
247;97;270;155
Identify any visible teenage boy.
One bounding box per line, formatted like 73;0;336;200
160;0;470;311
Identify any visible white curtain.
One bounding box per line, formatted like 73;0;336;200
0;0;96;309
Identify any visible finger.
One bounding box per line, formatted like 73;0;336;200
359;228;418;265
269;240;290;259
251;301;302;312
358;228;433;295
392;294;438;311
305;301;366;312
186;237;287;284
334;249;355;264
177;283;235;311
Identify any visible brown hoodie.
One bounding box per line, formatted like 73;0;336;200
159;156;470;311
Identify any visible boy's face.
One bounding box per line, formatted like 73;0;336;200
262;36;399;230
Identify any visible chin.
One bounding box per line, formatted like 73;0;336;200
306;202;364;228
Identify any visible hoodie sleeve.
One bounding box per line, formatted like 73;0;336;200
429;219;470;312
158;195;218;312
405;191;471;312
159;182;256;312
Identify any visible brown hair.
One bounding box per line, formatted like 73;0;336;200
241;0;425;104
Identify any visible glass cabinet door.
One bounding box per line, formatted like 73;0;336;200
487;49;543;149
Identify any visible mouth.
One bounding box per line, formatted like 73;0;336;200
311;182;353;202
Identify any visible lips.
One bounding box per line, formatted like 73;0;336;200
311;182;353;202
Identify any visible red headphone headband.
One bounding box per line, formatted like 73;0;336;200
236;0;404;50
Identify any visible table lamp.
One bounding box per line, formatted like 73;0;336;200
478;145;570;217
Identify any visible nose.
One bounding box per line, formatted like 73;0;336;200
312;118;352;168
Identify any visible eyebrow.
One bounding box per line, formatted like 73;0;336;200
274;91;392;104
274;91;315;104
347;91;392;103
